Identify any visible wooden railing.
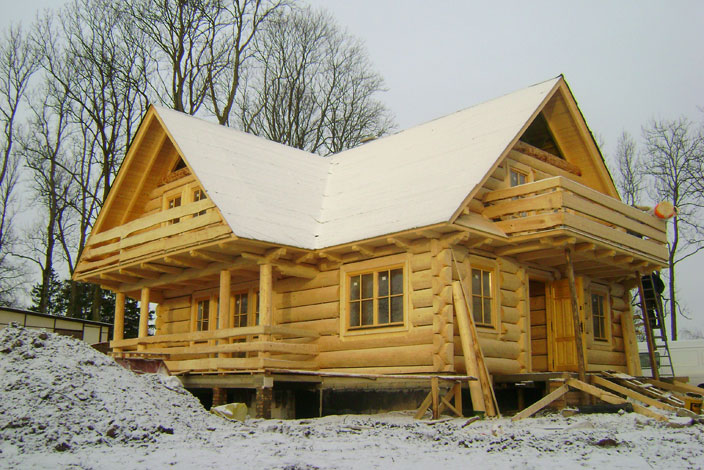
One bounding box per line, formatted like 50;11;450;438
111;325;320;373
75;199;231;276
482;176;668;261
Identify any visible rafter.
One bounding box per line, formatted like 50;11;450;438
164;255;209;269
141;262;182;275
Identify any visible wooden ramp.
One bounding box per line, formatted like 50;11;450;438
512;372;704;422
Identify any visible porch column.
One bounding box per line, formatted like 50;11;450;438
113;292;125;342
564;247;587;383
259;263;273;351
218;270;231;330
138;287;150;350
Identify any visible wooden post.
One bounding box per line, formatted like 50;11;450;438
431;376;439;419
138;288;150;351
452;282;485;413
620;308;643;377
636;271;659;380
113;292;125;342
564;247;586;384
259;263;273;355
218;270;231;330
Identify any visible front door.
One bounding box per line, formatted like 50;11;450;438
547;277;585;371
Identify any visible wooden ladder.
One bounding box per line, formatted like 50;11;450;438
636;271;675;380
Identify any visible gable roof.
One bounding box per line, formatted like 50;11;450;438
96;75;616;251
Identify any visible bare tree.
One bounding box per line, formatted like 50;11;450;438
37;0;150;318
126;0;221;115
238;7;394;155
17;78;74;314
643;118;704;340
207;0;289;126
0;25;38;304
614;131;643;206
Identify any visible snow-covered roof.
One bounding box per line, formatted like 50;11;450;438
155;77;561;250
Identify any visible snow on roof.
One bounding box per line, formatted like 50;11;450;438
154;77;560;249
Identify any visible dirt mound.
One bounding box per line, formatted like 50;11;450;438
0;324;226;453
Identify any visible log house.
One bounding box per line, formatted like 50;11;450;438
74;76;665;416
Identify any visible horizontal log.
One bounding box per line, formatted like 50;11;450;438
321;365;437;375
411;269;432;291
276;285;339;309
610;283;626;298
161;295;191;309
159;320;189;335
501;306;521;324
319;326;433;353
411;306;434;326
500;271;523;292
318;343;434;369
412;288;433;309
491;165;507;181
111;324;319;348
454;356;521;375
411;252;432;272
467;199;484;214
144;341;318;357
498;257;520;275
87;198;215;247
501;322;522;342
276;301;339;324
500;289;520;308
278;318;338;336
163;306;190;323
165;357;261;372
276;270;339;293
611;296;628;311
454;337;520;360
587;349;626;366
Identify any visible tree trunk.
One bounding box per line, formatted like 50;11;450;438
91;284;102;322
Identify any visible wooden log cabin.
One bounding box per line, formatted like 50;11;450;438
73;76;665;417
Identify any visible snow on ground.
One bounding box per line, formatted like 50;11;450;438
1;325;703;470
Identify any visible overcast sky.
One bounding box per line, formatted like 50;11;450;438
3;1;703;333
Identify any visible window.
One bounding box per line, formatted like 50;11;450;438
592;293;607;341
510;169;527;187
193;188;207;216
349;267;404;329
195;299;210;331
232;293;248;328
167;195;182;224
471;268;494;327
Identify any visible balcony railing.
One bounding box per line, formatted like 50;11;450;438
481;176;668;262
75;199;230;277
111;325;319;373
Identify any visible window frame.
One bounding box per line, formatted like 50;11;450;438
466;256;499;332
504;161;534;189
589;284;612;346
340;254;410;337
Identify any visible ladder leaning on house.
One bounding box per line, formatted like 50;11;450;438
636;272;675;380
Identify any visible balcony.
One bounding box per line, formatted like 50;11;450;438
481;176;668;275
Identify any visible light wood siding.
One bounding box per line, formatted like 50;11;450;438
585;280;628;373
529;280;548;371
451;247;527;375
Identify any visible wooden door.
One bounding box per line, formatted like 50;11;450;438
547;277;585;372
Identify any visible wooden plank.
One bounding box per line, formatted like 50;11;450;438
143;341;318;356
87;198;215;247
513;141;581;175
592;376;675;411
483;191;563;219
562;192;667;243
565;248;587;383
84;211;222;259
672;380;704;395
111;324;319;348
512;383;570;421
484;177;562;203
452;282;486;414
566;379;668;421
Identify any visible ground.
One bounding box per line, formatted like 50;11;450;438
1;325;703;469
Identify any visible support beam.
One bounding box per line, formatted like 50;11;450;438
113;292;125;342
565;247;587;385
351;244;375;257
259;263;273;345
138;288;150;350
219;270;231;330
